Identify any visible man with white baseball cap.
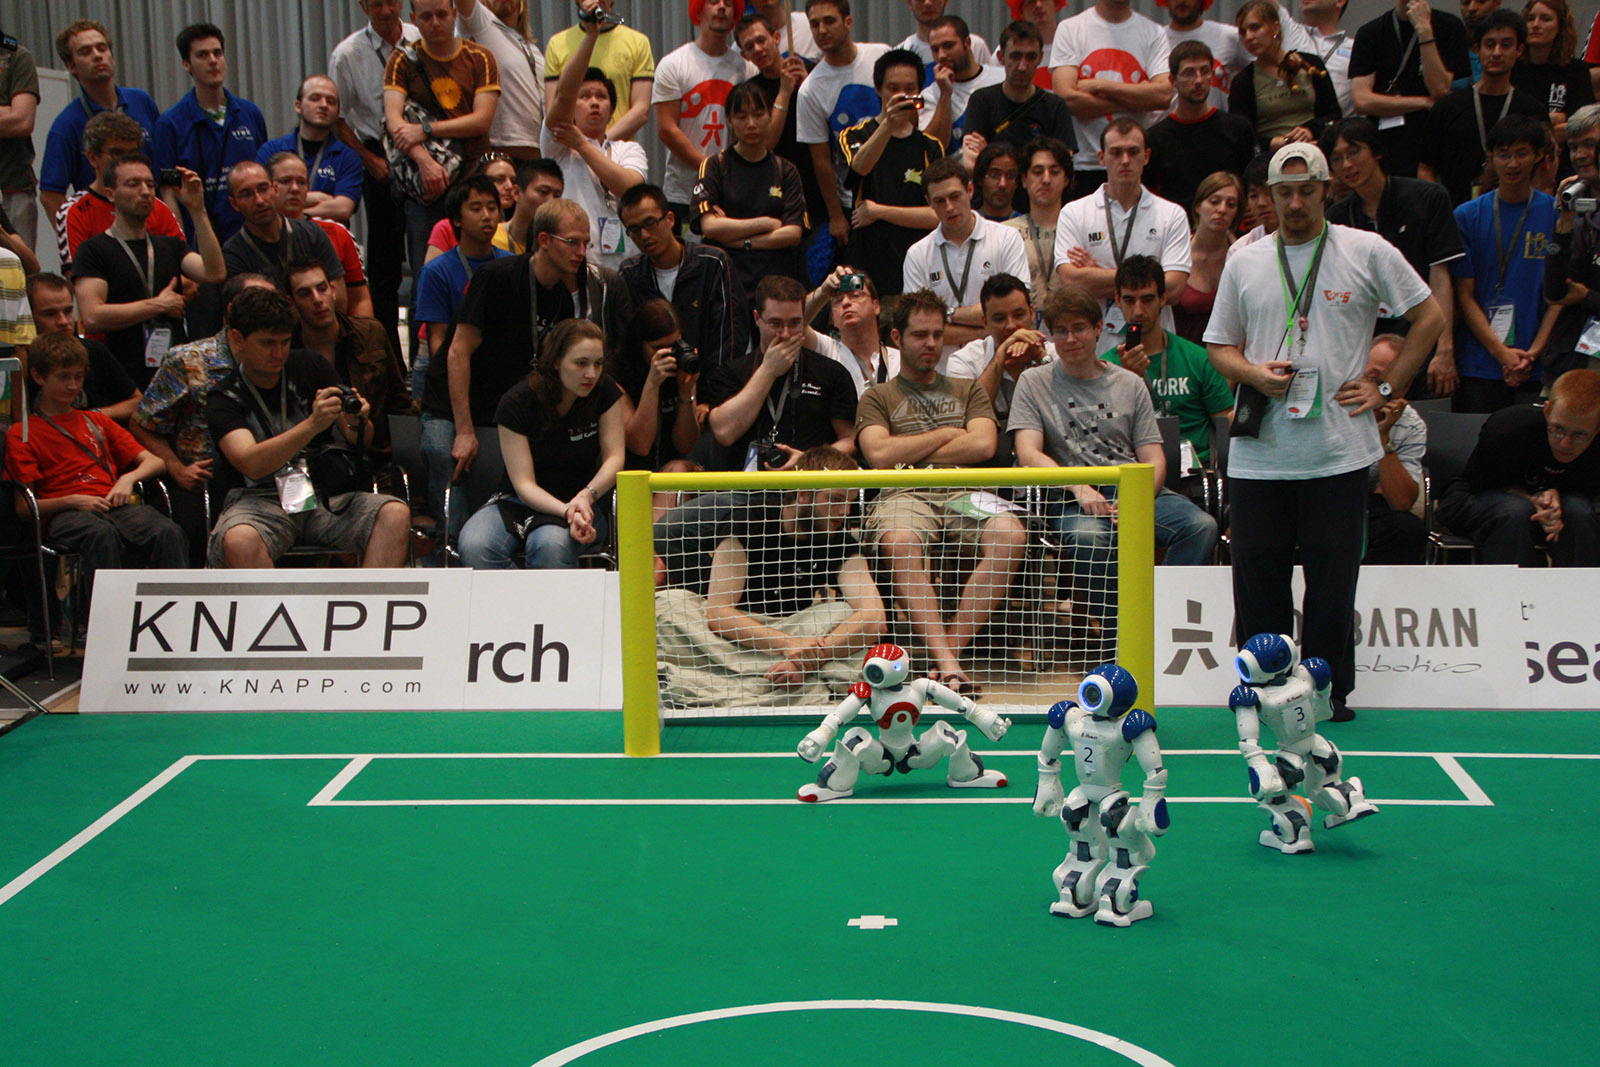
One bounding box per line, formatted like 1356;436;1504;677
1203;141;1445;721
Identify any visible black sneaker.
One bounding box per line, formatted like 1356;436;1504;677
1330;698;1355;722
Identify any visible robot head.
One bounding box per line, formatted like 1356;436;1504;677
861;643;910;688
1078;664;1138;718
1236;633;1299;684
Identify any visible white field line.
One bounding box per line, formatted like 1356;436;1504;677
4;750;1594;908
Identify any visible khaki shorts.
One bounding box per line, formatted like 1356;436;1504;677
207;488;401;567
862;488;996;552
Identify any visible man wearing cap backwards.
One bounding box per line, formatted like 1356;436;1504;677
1203;142;1444;721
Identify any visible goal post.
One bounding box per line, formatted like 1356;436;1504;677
618;465;1154;757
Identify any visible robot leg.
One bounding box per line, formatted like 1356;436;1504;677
1258;794;1317;853
798;728;886;803
1093;792;1155;926
908;719;1007;789
1050;796;1108;918
1307;735;1380;829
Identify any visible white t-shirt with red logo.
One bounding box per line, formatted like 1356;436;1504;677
652;41;755;204
1165;20;1249;113
1051;7;1172;173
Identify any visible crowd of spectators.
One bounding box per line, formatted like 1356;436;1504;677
2;0;1600;699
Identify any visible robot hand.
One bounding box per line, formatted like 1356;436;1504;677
797;727;834;763
1033;762;1064;817
1247;757;1285;798
1135;801;1169;837
968;703;1011;742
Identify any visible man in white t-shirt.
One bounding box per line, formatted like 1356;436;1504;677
1050;0;1173;198
654;0;755;222
903;157;1032;349
1203;143;1444;720
940;272;1054;454
540;17;647;270
1053;118;1191;353
920;16;1006;153
1295;0;1355;117
454;0;546;158
803;266;900;397
795;0;890;265
1162;0;1249;112
899;0;996;84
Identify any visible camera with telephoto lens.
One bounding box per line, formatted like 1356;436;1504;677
337;385;363;415
1560;181;1598;213
577;4;625;27
757;432;787;470
669;340;700;375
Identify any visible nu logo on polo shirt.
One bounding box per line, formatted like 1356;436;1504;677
1088;230;1105;242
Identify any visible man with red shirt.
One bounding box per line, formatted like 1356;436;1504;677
55;110;185;272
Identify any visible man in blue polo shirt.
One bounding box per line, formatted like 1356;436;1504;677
255;75;364;226
154;23;268;243
38;19;161;226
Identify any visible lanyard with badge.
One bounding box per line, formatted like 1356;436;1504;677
745;369;795;471
1275;223;1330;419
1377;13;1422;130
1101;194;1141;335
241;372;318;512
109;228;173;369
1487;193;1533;345
38;412;118;486
297;132;330;187
938;238;977;308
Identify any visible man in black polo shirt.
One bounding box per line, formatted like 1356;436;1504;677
838;48;942;299
1324;116;1464;394
1146;40;1257;213
1348;0;1474;176
961;21;1075;164
1438;368;1600;564
702;274;856;471
221;160;346;300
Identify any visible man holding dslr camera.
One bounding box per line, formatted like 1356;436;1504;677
702;274;856;471
205;286;409;568
1544;103;1600;378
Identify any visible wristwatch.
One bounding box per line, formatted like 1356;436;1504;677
420;116;434;138
743;238;753;251
1365;371;1393;399
1383;440;1399;454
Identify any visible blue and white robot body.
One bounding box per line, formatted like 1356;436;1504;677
1078;663;1139;719
1067;712;1139;799
1251;668;1323;752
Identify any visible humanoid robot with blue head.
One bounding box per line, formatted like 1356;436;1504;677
1032;664;1169;927
1230;633;1378;854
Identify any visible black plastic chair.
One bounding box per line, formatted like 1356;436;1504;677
1418;409;1490;564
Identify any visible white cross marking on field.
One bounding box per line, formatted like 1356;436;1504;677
848;915;898;930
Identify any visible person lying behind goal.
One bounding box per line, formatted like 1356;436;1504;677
656;445;888;708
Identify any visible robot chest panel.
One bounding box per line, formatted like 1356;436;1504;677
1262;684;1316;738
874;699;921;732
1068;719;1130;780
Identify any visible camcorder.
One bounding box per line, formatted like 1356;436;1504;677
1559;181;1598;214
577;5;625;28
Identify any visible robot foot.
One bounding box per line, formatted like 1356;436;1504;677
1259;827;1314;854
1049;896;1097;918
1324;801;1379;829
1094;898;1153;927
797;782;854;803
947;767;1007;789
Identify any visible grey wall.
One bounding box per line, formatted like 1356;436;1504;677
10;1;1599;140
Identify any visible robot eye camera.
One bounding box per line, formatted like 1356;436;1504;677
862;642;910;687
1078;664;1137;716
1236;632;1297;683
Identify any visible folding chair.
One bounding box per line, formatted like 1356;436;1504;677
1418;409;1490;564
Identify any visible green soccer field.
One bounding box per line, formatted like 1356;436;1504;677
2;708;1596;1067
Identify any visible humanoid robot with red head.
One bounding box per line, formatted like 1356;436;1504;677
795;643;1011;802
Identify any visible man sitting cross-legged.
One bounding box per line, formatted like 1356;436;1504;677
656;445;887;707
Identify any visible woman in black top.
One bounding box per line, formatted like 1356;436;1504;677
1230;0;1340;152
692;80;808;295
1515;0;1596;174
620;297;704;484
457;319;630;569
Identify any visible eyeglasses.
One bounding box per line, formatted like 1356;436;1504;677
548;234;591;251
1548;423;1594;445
623;215;664;237
1052;322;1101;338
477;151;512;167
1492;147;1539;164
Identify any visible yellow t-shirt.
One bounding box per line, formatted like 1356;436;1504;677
543;24;656;118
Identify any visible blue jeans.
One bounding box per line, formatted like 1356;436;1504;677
458;502;610;569
1051;486;1218;625
1438;486;1600;566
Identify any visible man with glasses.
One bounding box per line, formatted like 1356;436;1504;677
1540;104;1600;383
1438;368;1600;564
618;183;746;380
1448;114;1560;412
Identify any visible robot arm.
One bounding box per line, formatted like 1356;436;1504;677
1302;657;1334;722
926;679;1011;741
1233;691;1284;798
1130;728;1169;836
797;690;866;762
1033;719;1069;817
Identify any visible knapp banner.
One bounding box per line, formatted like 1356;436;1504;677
81;569;622;713
1155;566;1523;710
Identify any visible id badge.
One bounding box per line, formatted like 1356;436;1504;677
1179;436;1199;475
1577;317;1600;356
598;216;625;255
1488;304;1515;343
1102;303;1126;334
144;325;173;369
743;442;761;472
1378;114;1405;130
276;464;318;513
1284;366;1321;419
